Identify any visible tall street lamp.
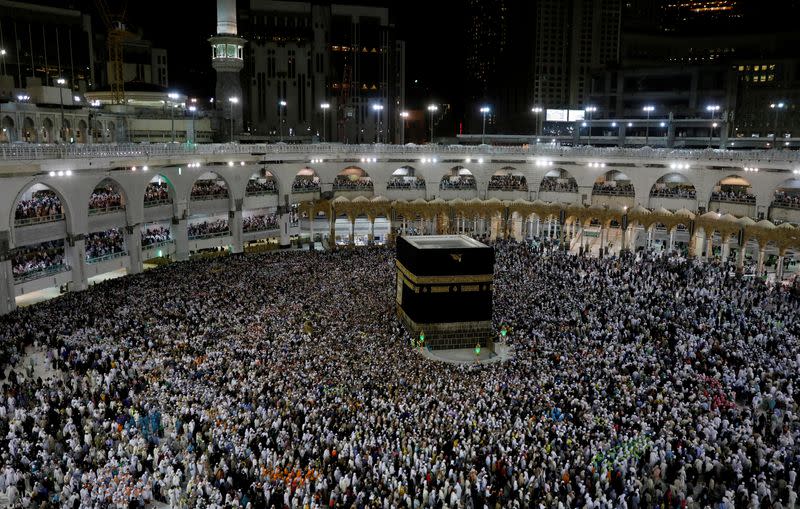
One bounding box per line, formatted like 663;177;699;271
480;106;491;145
0;49;6;75
400;111;409;145
372;103;384;143
584;106;597;146
279;99;287;142
706;104;720;148
320;102;330;142
57;78;66;142
771;101;786;150
228;97;239;143
531;106;543;137
189;106;197;144
642;105;655;146
168;92;179;143
427;104;438;144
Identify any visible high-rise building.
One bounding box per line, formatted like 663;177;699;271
533;0;621;111
237;0;405;144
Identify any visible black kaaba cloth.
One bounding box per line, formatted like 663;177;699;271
395;235;495;350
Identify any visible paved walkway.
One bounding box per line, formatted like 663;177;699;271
418;342;515;365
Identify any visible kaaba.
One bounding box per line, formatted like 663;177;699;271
396;235;495;350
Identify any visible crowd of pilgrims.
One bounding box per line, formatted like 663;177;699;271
191;182;228;200
141;227;172;248
539;178;578;193
712;189;757;204
439;176;477;190
591;182;635;196
144;184;171;206
773;191;800;209
15;191;64;223
246;180;278;195
187;220;230;239
333;177;374;191
10;241;65;278
487;175;528;192
292;178;321;192
243;215;279;232
88;188;123;212
85;229;126;261
387;178;426;190
650;186;697;199
1;241;799;509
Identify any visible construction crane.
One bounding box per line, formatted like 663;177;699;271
95;0;133;104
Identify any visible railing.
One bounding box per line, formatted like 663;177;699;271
539;187;578;193
245;190;278;196
88;205;124;216
190;193;229;201
333;184;374;192
771;200;800;210
292;185;321;193
141;239;173;249
4;142;800;165
487;186;528;192
14;213;65;226
144;199;172;208
243;226;280;234
86;251;127;264
14;263;70;283
188;231;231;240
710;195;756;205
592;188;635;197
650;191;697;199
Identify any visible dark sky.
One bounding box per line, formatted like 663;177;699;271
119;0;464;107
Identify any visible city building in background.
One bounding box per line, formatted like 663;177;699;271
237;0;405;144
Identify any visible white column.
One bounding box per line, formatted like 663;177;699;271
67;237;88;291
737;240;747;272
230;210;243;254
757;246;767;276
706;233;714;259
369;218;375;245
125;226;143;274
349;218;355;245
0;259;16;315
669;229;675;251
308;212;315;250
777;254;785;280
174;219;189;261
721;237;731;263
279;210;291;248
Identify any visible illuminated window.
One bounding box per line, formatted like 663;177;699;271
760;75;766;82
754;65;760;71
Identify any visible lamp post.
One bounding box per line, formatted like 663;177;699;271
400;111;409;145
57;78;66;142
642;105;655;146
372;103;384;143
168;92;179;143
584;106;597;146
189;106;197;144
427;104;438;144
531;106;543;137
0;49;6;75
320;102;330;142
279;99;287;142
229;97;239;143
480;106;491;145
706;104;720;148
771;101;786;150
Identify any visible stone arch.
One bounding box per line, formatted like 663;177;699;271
489;166;527;191
292;167;320;193
710;175;754;208
1;115;15;142
188;171;234;209
539;168;578;194
106;121;116;142
334;166;373;192
593;170;635;197
77;119;88;144
389;166;425;190
11;181;72;234
771;178;800;208
88;177;129;214
649;173;697;199
42;118;54;143
144;173;176;207
440;166;476;190
246;168;279;196
22;117;35;142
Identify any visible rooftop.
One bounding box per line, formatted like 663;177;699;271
403;235;488;250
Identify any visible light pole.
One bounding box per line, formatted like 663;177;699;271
427;104;438;144
0;49;6;75
584;106;597;146
480;106;491;145
400;111;409;145
279;99;287;142
168;92;179;143
531;106;543;137
372;103;384;143
57;78;66;142
706;104;720;148
771;101;786;150
228;97;239;143
320;102;330;142
642;105;655;146
189;106;197;144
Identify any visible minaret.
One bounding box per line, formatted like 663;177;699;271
209;0;245;141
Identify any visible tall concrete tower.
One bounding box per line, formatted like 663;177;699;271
209;0;245;141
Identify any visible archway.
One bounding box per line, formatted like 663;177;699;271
106;121;116;142
144;174;175;207
388;166;425;189
42;118;54;143
190;172;230;201
77;119;88;144
440;166;476;190
334;166;373;192
489;167;527;191
593;170;634;197
292;168;320;193
12;183;67;227
539;168;577;194
650;173;696;200
772;178;800;209
88;178;127;214
1;116;14;143
710;176;754;206
246;169;279;196
23;117;35;143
